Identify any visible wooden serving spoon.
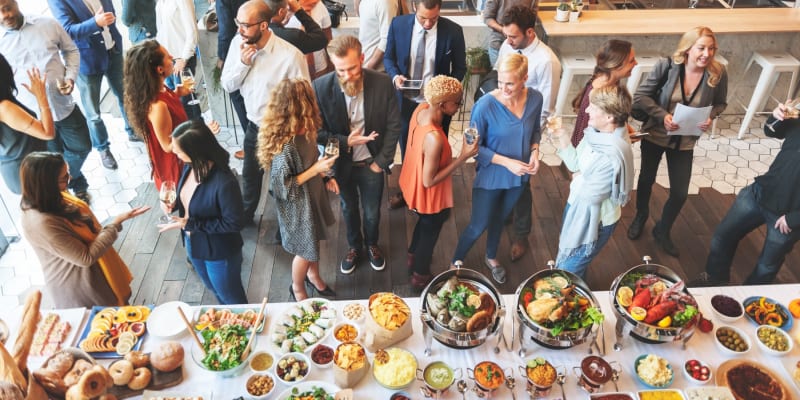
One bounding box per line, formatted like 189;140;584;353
177;306;205;357
240;297;268;361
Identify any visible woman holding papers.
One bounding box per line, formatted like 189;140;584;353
627;26;727;258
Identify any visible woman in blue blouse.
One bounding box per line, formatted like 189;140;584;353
159;120;248;304
451;53;542;284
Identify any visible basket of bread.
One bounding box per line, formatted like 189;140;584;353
362;293;412;353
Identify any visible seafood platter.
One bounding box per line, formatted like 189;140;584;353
609;257;700;350
515;265;604;354
419;266;505;355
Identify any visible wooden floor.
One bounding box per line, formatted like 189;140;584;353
117;164;800;307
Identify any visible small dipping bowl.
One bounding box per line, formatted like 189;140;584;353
246;372;277;399
310;344;334;369
249;351;274;374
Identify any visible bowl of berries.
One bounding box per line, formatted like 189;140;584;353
683;359;712;385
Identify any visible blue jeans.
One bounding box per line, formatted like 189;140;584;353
705;182;800;285
242;122;263;221
164;55;202;121
76;48;133;151
488;47;499;67
128;26;155;43
339;165;384;248
452;186;523;262
185;236;248;305
49;107;91;193
556;204;617;280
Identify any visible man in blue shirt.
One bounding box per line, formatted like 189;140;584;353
0;0;93;202
48;0;138;171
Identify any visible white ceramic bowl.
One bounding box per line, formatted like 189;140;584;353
682;359;712;385
245;372;277;399
147;301;192;339
310;344;334;369
332;322;361;343
714;325;751;356
754;324;793;356
275;352;311;385
249;351;275;374
710;295;744;323
190;334;254;378
341;302;366;324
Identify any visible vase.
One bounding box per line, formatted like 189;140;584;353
569;10;580;22
555;9;569;22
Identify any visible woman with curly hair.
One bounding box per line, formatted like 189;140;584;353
258;78;338;301
123;40;187;189
399;76;478;289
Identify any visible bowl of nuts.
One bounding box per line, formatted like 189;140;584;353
755;324;793;356
246;372;276;399
275;352;310;385
333;322;360;343
714;325;751;356
342;302;365;324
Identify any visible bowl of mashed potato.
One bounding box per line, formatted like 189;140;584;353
372;347;417;389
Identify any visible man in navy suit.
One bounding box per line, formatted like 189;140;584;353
48;0;137;170
314;35;402;275
384;0;465;208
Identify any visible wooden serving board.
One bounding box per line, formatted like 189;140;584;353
107;365;183;399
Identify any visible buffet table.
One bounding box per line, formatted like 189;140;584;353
6;284;800;399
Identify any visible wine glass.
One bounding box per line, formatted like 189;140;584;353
545;114;563;144
463;121;478;145
324;138;339;176
766;98;800;132
158;180;177;223
180;68;200;106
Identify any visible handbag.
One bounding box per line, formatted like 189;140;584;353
203;2;219;32
322;0;348;28
631;57;672;123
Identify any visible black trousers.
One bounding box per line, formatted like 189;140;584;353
635;139;694;233
409;208;451;275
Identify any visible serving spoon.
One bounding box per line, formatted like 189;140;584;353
556;371;567;400
457;380;468;400
505;376;517;400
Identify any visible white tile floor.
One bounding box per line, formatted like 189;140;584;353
0;106;782;308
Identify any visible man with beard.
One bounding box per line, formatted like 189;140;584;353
221;0;309;223
496;5;560;261
313;35;401;274
0;0;93;203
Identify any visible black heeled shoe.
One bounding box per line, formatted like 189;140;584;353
289;286;297;302
305;277;337;297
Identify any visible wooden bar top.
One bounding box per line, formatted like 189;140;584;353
539;8;800;36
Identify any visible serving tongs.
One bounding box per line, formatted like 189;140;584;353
177;306;205;357
240;297;268;361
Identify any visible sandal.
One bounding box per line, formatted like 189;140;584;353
484;258;507;284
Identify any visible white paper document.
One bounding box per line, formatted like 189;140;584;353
669;104;712;136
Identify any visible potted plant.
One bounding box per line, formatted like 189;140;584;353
555;2;570;21
465;47;491;75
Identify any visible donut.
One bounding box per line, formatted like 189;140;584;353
124;350;150;369
127;367;152;390
63;359;93;387
108;360;134;386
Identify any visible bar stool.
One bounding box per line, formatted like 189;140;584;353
709;54;728;138
554;54;595;116
625;52;662;95
736;51;800;139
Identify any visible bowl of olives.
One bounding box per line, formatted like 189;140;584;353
755;324;793;356
714;325;751;356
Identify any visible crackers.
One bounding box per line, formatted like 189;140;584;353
369;293;410;331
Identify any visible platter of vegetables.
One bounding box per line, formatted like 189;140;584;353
743;296;793;331
614;272;699;330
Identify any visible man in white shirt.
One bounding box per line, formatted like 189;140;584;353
358;0;401;71
0;1;93;203
496;4;561;261
221;0;309;223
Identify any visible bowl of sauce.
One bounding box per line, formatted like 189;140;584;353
249;351;274;374
417;361;461;396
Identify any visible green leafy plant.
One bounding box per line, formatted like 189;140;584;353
570;0;584;11
557;1;571;11
465;47;491;74
211;65;222;92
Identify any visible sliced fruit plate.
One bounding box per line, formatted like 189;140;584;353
77;305;152;358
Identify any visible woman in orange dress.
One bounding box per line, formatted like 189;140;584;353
399;76;478;289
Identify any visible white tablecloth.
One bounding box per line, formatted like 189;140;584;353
8;284;800;399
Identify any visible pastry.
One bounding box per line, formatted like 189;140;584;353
108;360;134;386
127;367;151;390
63;358;92;387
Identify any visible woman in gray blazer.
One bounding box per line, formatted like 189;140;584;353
628;26;727;257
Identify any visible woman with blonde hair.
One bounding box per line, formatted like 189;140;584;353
258;78;338;301
399;76;478;289
450;53;543;284
628;26;727;258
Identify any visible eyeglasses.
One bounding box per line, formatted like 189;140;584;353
234;18;265;29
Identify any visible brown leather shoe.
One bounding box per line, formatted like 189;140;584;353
388;192;406;210
510;238;528;262
234;149;245;160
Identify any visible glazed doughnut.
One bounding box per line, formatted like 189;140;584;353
127;367;152;390
108;360;134;386
124;350;150;369
63;359;93;387
77;369;107;398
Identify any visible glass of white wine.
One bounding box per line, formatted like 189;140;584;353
158;180;177;223
324;138;339;176
766;98;800;132
180;68;200;106
546;114;563;144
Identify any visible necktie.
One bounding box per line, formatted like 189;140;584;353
412;30;427;81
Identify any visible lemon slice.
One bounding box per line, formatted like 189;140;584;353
657;316;672;328
616;287;633;308
467;294;482;309
116;340;133;355
630;306;647;321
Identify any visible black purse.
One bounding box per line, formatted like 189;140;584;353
322;0;347;28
